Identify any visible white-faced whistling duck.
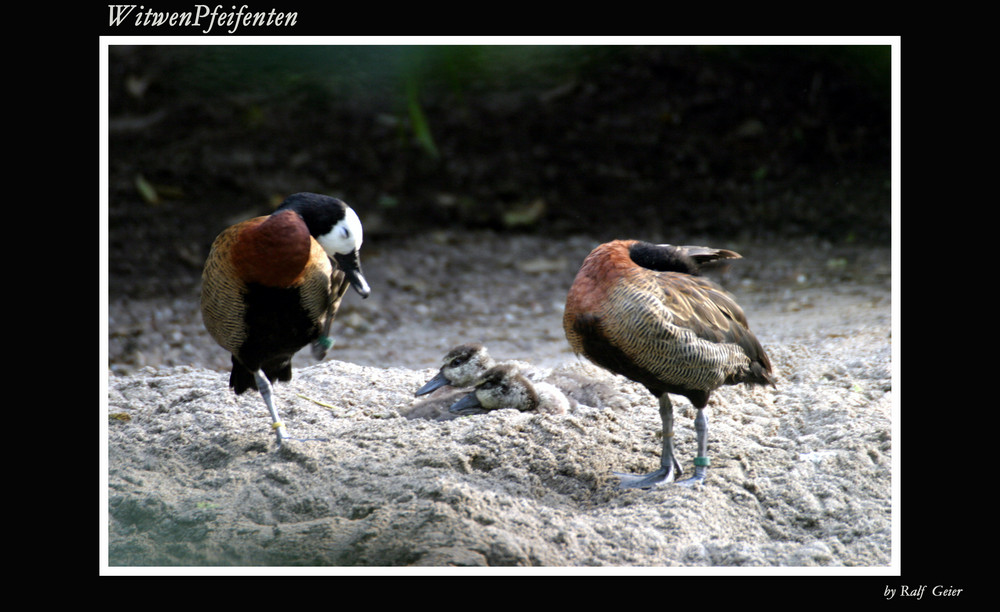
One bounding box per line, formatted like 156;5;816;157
563;240;773;488
201;192;370;445
449;364;570;416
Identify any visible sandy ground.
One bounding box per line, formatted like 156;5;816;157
104;232;894;570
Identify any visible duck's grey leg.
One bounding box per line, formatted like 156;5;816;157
615;393;683;489
676;408;708;486
254;370;288;446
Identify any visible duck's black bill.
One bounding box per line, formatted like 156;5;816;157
334;250;371;298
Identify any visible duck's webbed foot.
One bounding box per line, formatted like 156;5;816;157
614;452;683;489
674;458;709;487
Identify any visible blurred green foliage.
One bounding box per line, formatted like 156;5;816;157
171;45;590;106
163;44;890;159
168;45;596;155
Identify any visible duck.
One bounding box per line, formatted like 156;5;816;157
448;364;570;416
200;192;370;445
563;239;773;488
415;343;547;396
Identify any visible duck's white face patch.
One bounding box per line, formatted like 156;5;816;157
317;206;364;255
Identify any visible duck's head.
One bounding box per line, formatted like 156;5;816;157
448;364;536;415
277;193;370;298
416;343;495;396
627;241;741;275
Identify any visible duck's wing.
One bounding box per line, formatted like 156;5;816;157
653;272;773;384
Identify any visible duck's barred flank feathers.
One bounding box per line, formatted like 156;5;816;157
200;223;253;356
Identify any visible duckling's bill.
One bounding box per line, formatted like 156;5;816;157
448;392;487;415
416;371;451;396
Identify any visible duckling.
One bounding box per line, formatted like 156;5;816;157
415;343;548;397
449;364;570;416
201;192;370;445
564;240;773;488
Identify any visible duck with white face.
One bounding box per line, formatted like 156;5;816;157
201;192;370;445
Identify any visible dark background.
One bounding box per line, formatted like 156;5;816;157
107;44;891;299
